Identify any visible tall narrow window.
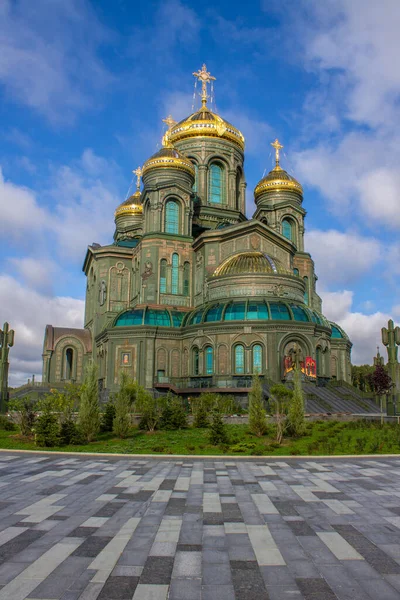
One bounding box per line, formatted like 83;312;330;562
209;163;224;204
65;348;73;379
160;259;167;294
205;346;213;375
192;161;198;193
282;218;292;241
316;347;322;377
293;268;299;276
171;253;179;295
234;345;245;374
183;262;190;296
236;169;241;210
252;345;262;374
303;276;309;305
165;200;179;234
193;347;199;375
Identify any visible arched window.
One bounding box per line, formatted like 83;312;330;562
282;218;292;241
171;253;179;295
165;200;179;234
293;268;299;276
183;262;190;296
191;161;198;193
209;163;224;204
234;344;245;374
252;344;262;374
316;347;323;377
205;346;213;375
193;347;199;375
160;259;167;294
236;169;241;210
65;348;74;379
303;276;309;305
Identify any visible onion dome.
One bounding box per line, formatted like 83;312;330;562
142;145;195;177
254;139;303;201
169;105;245;151
213;252;290;277
114;191;142;218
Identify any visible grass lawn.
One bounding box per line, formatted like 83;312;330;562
0;420;400;455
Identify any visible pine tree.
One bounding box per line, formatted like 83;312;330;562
113;372;134;438
287;367;305;437
208;409;229;445
248;374;267;437
78;362;100;442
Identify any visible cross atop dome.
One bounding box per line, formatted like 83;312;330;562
133;166;142;192
271;138;283;167
193;64;216;107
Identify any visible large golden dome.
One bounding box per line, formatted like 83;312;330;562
115;191;143;218
169;105;245;151
213;252;289;277
142;145;195;176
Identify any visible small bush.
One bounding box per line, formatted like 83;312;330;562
59;419;83;445
193;403;209;428
160;395;187;430
101;401;116;432
209;410;229;445
9;397;36;436
219;443;230;454
35;413;60;447
0;415;16;431
230;442;256;453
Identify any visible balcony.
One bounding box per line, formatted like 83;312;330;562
154;374;259;392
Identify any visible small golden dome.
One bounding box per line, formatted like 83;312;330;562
213;252;289;277
142;145;195;176
169;106;245;151
254;165;303;200
115;191;143;218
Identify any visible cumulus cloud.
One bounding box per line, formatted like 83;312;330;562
0;0;114;122
8;257;57;295
306;229;381;286
0;275;84;386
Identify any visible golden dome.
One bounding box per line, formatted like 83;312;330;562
142;145;195;177
254;165;303;200
115;191;143;218
169;106;245;151
213;252;289;277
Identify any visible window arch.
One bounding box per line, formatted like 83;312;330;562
171;253;179;295
252;344;262;374
282;218;293;241
293;268;299;276
236;168;242;210
303;276;309;305
159;259;167;294
165;200;180;234
234;344;245;374
65;348;74;380
183;262;190;296
191;160;198;193
192;347;199;376
205;346;213;375
209;163;224;204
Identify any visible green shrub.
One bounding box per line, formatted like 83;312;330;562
59;419;83;445
160;394;187;430
136;391;165;432
35;413;60;447
8;397;36;436
209;410;229;445
219;443;230;453
287;368;305;437
230;442;256;453
249;374;268;437
0;415;16;431
113;372;136;439
101;400;116;432
78;362;100;442
193;403;209;428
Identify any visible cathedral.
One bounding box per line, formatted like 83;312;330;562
42;65;352;397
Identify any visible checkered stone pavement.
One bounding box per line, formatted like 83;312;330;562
0;455;400;598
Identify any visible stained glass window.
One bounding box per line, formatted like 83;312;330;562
183;262;190;296
209;163;224;204
204;304;224;322
290;305;309;322
293;268;299;276
303;276;309;305
115;309;143;326
193;347;199;375
247;301;269;320
331;325;343;339
192;161;198;193
171;253;179;295
234;345;245;374
205;346;213;375
269;303;291;320
145;309;171;326
165;200;179;234
252;344;262;373
160;259;167;294
224;302;246;321
282;218;292;241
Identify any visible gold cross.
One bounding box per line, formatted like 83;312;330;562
271;138;283;165
192;63;216;106
162;114;177;130
133;166;142;191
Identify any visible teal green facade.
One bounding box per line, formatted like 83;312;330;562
42;71;352;396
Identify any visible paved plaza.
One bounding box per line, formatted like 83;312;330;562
0;455;400;599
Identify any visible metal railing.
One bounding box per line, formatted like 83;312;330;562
154;374;261;389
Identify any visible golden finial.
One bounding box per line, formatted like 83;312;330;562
133;166;142;192
162;114;177;129
271;138;283;166
192;63;216;107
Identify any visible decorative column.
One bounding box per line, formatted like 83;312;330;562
0;323;14;413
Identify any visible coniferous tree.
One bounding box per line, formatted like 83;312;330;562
248;374;267;437
78;362;100;442
208;409;229;445
113;372;134;438
287;367;305;437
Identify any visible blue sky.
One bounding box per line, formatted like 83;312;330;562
0;0;399;384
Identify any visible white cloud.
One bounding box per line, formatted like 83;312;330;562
320;289;395;365
0;275;84;386
8;257;57;294
0;0;114;122
306;229;381;286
